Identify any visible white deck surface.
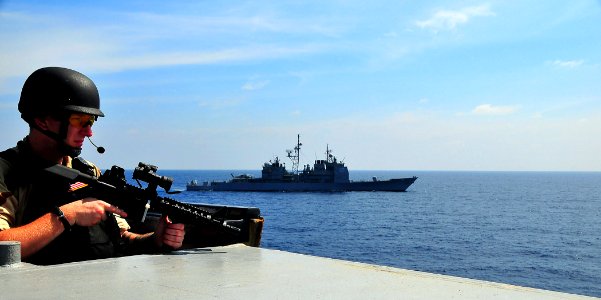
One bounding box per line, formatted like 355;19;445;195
1;244;597;299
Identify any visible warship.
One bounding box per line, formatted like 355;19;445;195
187;135;417;192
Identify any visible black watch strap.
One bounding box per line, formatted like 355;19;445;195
52;206;72;232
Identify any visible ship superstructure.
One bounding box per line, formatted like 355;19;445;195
187;135;417;192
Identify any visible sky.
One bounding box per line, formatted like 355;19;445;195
1;1;600;171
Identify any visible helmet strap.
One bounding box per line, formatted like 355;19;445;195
58;117;82;157
29;116;82;158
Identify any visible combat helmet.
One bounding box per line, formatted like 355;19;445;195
19;67;104;121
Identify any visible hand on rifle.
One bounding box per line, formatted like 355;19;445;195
154;215;185;249
61;197;128;227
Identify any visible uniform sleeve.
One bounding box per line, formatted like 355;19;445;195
0;191;17;230
1;152;21;230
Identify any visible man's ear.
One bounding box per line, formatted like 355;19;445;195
33;116;52;130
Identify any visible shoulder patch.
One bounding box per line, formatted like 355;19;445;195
0;191;13;206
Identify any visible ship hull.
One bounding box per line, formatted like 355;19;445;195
187;177;417;192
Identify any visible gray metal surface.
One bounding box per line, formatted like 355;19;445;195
0;241;21;266
0;245;596;299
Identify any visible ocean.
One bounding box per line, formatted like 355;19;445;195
152;170;601;298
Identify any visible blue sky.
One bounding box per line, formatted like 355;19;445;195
1;1;600;171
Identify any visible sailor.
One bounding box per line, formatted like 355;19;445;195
0;67;185;264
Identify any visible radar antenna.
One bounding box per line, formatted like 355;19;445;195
286;134;302;174
325;144;336;163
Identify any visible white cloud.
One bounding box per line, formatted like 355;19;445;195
126;10;346;38
548;59;584;68
242;80;270;91
0;10;329;89
87;46;322;72
472;104;518;116
416;4;495;31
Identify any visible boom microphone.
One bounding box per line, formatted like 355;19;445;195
87;137;105;154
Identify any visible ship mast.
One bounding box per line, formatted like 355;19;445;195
286;134;302;175
326;144;335;163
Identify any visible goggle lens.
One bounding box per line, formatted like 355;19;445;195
69;114;96;128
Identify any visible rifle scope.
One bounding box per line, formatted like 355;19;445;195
132;162;173;192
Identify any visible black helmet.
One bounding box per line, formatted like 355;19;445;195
19;67;104;120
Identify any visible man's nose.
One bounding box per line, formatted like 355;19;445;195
81;125;93;137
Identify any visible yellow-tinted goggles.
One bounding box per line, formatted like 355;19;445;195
68;113;97;128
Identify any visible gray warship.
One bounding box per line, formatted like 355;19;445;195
187;135;417;192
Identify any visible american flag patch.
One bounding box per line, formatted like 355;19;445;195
69;182;88;192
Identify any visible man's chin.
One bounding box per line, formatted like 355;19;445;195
72;141;84;148
59;144;83;157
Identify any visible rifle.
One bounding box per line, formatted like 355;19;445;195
44;162;255;238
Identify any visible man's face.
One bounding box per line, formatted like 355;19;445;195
65;113;95;148
43;113;96;148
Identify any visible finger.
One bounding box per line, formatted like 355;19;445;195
163;234;183;243
164;227;186;238
163;240;181;248
167;223;185;230
163;237;184;248
162;215;172;224
103;203;128;218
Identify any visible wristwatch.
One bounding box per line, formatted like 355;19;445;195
52;206;72;232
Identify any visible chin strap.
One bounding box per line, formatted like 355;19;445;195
29;118;82;157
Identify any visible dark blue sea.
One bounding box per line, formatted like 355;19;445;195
153;170;601;298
